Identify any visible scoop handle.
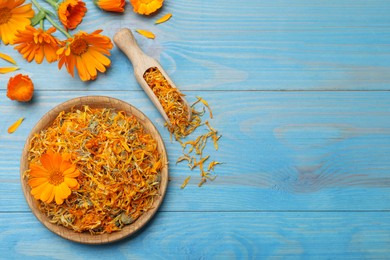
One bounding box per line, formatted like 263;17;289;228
113;28;153;74
113;28;192;124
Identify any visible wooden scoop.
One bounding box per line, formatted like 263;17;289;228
113;28;192;125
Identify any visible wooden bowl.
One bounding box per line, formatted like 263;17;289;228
20;96;168;244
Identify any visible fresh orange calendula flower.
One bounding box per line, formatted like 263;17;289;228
28;151;80;205
14;26;62;64
7;74;34;102
58;0;87;30
57;30;113;81
0;0;34;45
94;0;125;13
130;0;163;15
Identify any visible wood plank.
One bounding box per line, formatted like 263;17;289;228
1;211;390;259
1;0;390;91
1;91;390;212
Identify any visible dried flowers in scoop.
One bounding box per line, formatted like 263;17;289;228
143;68;222;188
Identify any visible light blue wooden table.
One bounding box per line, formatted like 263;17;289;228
1;0;390;259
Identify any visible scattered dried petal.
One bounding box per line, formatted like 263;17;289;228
176;154;191;164
196;96;213;119
8;117;24;134
181;176;190;189
143;67;221;188
136;29;155;39
155;13;172;24
207;161;221;171
0;52;17;65
0;67;19;74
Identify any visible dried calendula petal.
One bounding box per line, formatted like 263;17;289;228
0;52;17;65
144;67;192;137
136;29;155;39
8;117;24;134
0;67;19;74
181;176;191;189
196;96;213;119
155;13;172;24
208;161;221;171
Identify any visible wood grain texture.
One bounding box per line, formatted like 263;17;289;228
1;212;390;259
0;1;390;91
1;91;390;212
1;0;390;258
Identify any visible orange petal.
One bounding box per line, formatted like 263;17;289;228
0;67;19;74
64;167;80;179
64;177;79;188
0;52;17;65
155;13;172;24
8;117;24;134
40;153;56;172
53;152;63;168
30;182;49;199
136;29;155;39
40;184;55;203
28;177;48;188
55;183;71;205
29;163;49;177
59;160;72;173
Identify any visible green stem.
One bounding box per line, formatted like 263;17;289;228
31;0;71;38
46;15;72;38
31;0;44;10
40;19;44;30
43;0;58;10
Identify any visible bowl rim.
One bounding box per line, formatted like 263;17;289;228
20;96;169;244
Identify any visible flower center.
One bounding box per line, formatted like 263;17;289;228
70;38;89;56
49;170;64;186
0;8;11;25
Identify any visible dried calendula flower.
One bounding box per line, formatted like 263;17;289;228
7;74;34;102
130;0;163;15
8;117;24;134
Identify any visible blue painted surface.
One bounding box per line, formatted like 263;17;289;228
1;0;390;259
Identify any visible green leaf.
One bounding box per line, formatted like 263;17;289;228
31;10;46;26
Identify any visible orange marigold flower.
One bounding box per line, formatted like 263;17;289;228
130;0;163;15
57;30;113;81
28;151;80;205
14;26;62;64
7;74;34;102
0;0;34;45
94;0;125;13
58;0;87;30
